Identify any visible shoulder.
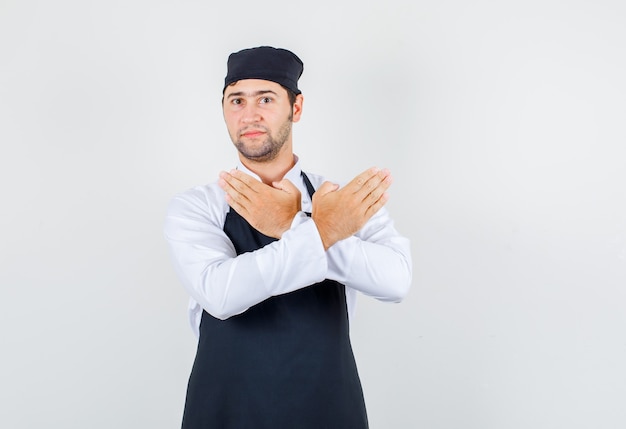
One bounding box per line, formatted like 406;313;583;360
166;182;227;224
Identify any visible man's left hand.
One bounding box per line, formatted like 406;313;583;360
219;170;301;239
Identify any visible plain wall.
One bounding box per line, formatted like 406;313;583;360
1;0;625;428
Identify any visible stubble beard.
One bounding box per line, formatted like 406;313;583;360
233;113;293;163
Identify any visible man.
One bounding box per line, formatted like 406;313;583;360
164;46;412;428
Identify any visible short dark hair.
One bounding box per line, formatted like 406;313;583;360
283;85;297;107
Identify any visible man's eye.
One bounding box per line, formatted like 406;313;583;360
259;97;272;104
231;99;242;105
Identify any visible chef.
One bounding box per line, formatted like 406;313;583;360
164;46;412;428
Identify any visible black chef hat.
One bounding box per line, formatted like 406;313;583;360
223;46;304;95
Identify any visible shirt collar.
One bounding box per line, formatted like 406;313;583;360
235;155;303;184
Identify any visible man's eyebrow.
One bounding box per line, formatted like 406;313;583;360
226;90;279;99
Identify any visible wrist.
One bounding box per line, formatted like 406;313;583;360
311;217;333;251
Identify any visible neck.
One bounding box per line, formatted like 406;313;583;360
240;152;296;185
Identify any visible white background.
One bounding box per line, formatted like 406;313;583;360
1;0;625;428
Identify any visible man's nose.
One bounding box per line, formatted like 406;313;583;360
241;104;261;123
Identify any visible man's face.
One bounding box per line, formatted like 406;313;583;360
223;79;302;163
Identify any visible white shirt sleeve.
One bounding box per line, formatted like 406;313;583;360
164;184;328;328
325;207;413;302
303;172;413;303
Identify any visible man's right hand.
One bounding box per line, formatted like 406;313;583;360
311;167;393;250
219;170;301;239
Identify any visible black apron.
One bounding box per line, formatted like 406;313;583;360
181;172;368;429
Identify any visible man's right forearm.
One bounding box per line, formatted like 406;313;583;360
166;211;327;320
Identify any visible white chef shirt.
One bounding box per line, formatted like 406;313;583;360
164;156;412;338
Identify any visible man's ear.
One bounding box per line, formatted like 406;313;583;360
292;94;304;123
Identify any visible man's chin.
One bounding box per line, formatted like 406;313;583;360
238;149;275;162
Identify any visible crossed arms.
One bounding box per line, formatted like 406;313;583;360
165;166;412;321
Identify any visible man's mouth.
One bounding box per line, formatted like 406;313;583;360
241;129;266;138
